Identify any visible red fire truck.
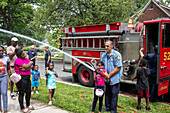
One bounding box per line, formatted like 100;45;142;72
61;19;170;97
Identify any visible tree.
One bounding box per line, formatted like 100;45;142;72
31;0;138;28
30;0;139;47
0;0;44;45
159;0;170;6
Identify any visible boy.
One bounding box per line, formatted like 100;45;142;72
31;65;41;94
132;59;151;111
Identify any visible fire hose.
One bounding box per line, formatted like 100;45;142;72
80;92;170;113
80;92;137;113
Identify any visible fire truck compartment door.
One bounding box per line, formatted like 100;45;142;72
158;20;170;96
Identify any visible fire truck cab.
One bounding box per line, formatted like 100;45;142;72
61;19;170;97
143;19;170;96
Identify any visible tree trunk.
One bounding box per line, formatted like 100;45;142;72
2;8;8;29
8;2;13;31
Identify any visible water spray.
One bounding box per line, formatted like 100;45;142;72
0;28;95;71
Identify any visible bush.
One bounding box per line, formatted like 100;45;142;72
22;47;31;51
23;47;44;53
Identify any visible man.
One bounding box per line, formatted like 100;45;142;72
18;44;23;50
101;40;123;113
140;45;158;102
27;45;37;68
7;37;18;100
44;46;51;69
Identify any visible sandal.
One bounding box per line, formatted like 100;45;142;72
27;105;35;110
20;108;30;113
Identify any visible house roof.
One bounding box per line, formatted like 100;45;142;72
132;0;170;21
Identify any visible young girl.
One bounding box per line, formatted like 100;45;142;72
45;62;58;105
132;59;151;111
92;61;108;113
0;46;11;113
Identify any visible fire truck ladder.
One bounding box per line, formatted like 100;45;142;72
61;35;119;49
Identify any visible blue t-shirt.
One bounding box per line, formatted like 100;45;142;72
27;50;37;61
31;70;40;81
45;50;51;62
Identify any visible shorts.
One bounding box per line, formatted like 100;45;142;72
138;90;149;99
31;80;39;87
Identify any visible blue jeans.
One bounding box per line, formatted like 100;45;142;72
0;76;8;111
105;83;120;113
92;87;104;112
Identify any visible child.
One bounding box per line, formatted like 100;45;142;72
132;59;151;111
92;61;108;113
45;62;58;105
31;65;41;94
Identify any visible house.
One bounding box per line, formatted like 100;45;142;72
132;0;170;22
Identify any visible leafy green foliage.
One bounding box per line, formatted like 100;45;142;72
0;0;44;45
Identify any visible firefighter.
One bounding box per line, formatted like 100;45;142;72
140;45;158;102
101;40;123;113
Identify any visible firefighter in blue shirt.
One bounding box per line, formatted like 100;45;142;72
102;40;123;113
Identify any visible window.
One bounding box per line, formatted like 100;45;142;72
150;2;153;10
162;23;170;48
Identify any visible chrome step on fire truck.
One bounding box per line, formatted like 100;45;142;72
61;19;170;97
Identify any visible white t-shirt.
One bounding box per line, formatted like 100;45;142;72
0;56;10;76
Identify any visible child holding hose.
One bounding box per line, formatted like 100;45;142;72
92;61;109;113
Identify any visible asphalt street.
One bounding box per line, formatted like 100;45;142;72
36;59;82;86
37;60;72;82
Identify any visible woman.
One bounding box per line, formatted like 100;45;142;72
0;46;11;113
14;49;34;113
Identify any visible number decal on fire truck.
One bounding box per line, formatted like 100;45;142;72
164;52;170;61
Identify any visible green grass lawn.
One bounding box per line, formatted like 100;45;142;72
30;79;170;113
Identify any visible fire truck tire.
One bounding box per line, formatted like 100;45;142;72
78;66;94;86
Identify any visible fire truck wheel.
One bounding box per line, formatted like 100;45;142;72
78;65;94;86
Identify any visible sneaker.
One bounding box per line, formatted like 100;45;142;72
31;91;34;95
102;109;110;112
136;106;141;110
146;106;151;111
11;93;16;100
52;97;55;100
16;92;19;96
36;91;39;94
48;101;52;105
